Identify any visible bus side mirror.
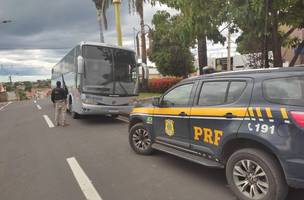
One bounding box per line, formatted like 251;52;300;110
137;63;149;80
77;56;84;74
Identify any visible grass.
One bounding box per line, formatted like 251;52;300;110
136;92;161;100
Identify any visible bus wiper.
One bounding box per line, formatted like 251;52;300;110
85;85;108;89
84;85;111;92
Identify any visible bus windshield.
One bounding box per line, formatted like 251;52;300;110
82;45;137;96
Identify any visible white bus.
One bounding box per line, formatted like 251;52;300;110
51;42;141;118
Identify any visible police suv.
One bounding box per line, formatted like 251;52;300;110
129;67;304;200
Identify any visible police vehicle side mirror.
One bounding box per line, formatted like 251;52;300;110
77;56;84;74
152;97;160;107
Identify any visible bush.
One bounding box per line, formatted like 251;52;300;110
148;77;182;93
18;90;28;101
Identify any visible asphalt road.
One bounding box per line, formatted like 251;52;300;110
0;99;303;200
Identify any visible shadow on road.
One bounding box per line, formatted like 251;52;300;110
74;115;126;125
154;151;304;200
154;151;230;186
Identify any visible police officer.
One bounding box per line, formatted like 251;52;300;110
51;81;68;127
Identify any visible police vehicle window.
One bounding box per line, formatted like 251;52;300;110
263;76;304;106
227;81;246;103
198;81;229;106
162;83;193;106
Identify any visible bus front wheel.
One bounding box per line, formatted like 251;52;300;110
71;111;80;119
69;101;80;119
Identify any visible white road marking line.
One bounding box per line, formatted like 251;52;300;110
67;157;103;200
117;116;129;123
43;115;55;128
0;101;12;111
36;105;42;110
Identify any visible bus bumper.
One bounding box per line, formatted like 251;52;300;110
80;103;133;115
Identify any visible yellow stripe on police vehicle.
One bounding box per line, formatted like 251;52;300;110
132;106;290;123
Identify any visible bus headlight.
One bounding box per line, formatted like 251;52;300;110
82;98;97;105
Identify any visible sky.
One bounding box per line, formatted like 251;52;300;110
0;0;237;82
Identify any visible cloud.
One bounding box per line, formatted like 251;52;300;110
0;0;176;50
0;0;177;80
0;66;49;76
0;0;236;81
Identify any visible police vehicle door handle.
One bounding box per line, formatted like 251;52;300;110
224;112;236;118
179;112;187;116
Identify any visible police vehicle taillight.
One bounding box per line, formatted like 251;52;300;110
290;111;304;128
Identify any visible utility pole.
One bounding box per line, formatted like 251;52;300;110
133;27;137;53
227;30;232;71
113;0;122;47
136;33;140;57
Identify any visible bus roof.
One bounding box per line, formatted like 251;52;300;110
79;41;136;53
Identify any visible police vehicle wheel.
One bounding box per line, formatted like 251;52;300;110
226;148;287;200
129;123;153;155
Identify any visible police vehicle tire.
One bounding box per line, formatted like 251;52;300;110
226;148;288;200
129;123;153;155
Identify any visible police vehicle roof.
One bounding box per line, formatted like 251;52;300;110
184;66;304;82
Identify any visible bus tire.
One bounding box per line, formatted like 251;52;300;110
70;104;80;119
67;97;72;113
110;114;119;119
71;111;80;119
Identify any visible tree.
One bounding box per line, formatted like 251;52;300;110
229;0;304;67
18;90;28;101
24;81;32;92
4;83;14;92
157;0;226;74
92;0;111;43
148;11;194;77
128;0;153;64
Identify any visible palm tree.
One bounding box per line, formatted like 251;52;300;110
92;0;111;43
129;0;149;64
